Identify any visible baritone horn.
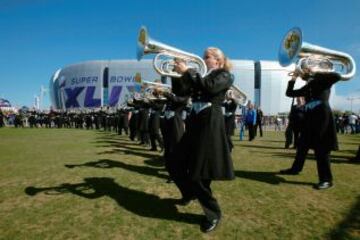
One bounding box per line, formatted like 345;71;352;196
226;85;248;106
142;80;172;101
137;26;207;78
278;27;356;80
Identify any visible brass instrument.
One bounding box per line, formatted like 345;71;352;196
279;27;356;80
137;26;207;78
226;85;248;106
142;81;172;101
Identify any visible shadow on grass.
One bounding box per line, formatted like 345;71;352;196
25;177;202;225
144;158;165;168
238;144;285;150
96;140;143;149
97;147;160;159
257;140;285;143
94;132;165;161
65;159;168;180
328;196;360;240
337;141;360;146
235;170;313;186
272;152;360;165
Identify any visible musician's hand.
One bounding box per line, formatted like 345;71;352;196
174;59;188;74
162;91;172;99
289;70;299;81
153;87;162;96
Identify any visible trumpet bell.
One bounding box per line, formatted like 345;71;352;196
279;27;303;67
137;26;148;61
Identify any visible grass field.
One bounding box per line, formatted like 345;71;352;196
0;127;359;240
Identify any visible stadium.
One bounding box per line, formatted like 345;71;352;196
48;59;329;115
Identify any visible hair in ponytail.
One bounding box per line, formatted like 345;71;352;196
205;47;232;71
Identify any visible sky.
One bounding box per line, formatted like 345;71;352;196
0;0;360;112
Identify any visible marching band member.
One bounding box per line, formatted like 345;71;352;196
171;47;234;233
223;90;238;152
279;62;340;190
127;99;140;141
148;97;165;151
161;78;190;183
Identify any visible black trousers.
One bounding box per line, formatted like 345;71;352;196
255;123;263;137
173;178;221;221
192;180;221;221
129;125;137;141
140;131;149;144
248;124;255;141
290;142;333;182
293;129;300;148
285;124;293;148
150;131;164;150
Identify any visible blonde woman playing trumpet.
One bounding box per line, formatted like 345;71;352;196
170;47;234;233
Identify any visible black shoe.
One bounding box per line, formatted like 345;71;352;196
175;196;196;206
200;217;221;233
314;181;333;190
149;148;157;151
278;168;299;175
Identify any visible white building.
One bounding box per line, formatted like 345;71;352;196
49;59;332;115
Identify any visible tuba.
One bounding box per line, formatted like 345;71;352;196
226;85;248;106
137;26;207;78
278;27;356;80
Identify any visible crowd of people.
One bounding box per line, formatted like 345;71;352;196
335;112;360;134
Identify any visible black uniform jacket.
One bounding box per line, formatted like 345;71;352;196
172;68;235;180
286;72;340;151
163;77;190;151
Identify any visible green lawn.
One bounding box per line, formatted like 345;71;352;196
0;128;359;240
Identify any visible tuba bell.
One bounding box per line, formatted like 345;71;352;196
137;26;207;78
278;27;356;80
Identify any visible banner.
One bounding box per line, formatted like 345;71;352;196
59;62;105;109
107;62;159;107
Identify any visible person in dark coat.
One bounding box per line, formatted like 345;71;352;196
245;103;257;141
0;110;4;127
138;100;150;145
223;91;238;151
117;108;129;135
148;98;164;151
162;79;190;183
279;63;340;190
127;99;140;141
255;106;263;137
170;47;234;233
285;97;305;149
